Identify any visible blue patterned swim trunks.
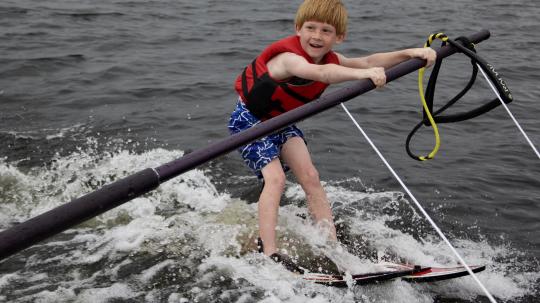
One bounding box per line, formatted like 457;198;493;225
228;99;304;178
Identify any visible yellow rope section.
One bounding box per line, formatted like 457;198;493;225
417;33;448;161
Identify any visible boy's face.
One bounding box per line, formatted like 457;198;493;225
296;21;344;63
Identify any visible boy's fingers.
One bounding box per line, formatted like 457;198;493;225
422;50;436;68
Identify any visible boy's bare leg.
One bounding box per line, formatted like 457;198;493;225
281;137;337;240
258;159;286;255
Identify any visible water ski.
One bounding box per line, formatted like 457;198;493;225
303;265;424;287
387;262;487;283
301;262;486;287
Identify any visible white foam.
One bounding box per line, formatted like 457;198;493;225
1;146;538;302
167;293;190;303
30;287;77;303
0;123;87;140
138;259;175;283
0;160;39;226
77;283;138;303
0;272;20;289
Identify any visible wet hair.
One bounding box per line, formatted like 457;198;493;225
295;0;348;36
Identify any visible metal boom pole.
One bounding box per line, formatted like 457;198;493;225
0;30;491;261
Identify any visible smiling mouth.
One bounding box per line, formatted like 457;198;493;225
309;42;323;49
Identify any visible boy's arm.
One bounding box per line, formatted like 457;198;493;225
338;48;436;70
268;52;387;87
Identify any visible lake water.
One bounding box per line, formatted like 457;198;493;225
1;0;539;302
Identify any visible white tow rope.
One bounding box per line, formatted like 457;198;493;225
340;103;498;303
477;64;540;159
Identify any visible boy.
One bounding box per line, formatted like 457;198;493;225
228;0;436;272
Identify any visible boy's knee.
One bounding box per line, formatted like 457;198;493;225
264;171;286;192
299;166;320;187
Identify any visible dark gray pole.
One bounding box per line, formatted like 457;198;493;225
0;30;491;261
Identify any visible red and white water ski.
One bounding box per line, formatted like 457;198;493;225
302;262;485;287
379;262;487;283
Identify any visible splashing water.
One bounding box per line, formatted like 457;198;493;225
0;139;538;302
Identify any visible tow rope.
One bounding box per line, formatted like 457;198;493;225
406;33;513;161
340;32;516;303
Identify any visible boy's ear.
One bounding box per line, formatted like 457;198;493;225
336;33;346;44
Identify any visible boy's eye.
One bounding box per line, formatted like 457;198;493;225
322;27;333;33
